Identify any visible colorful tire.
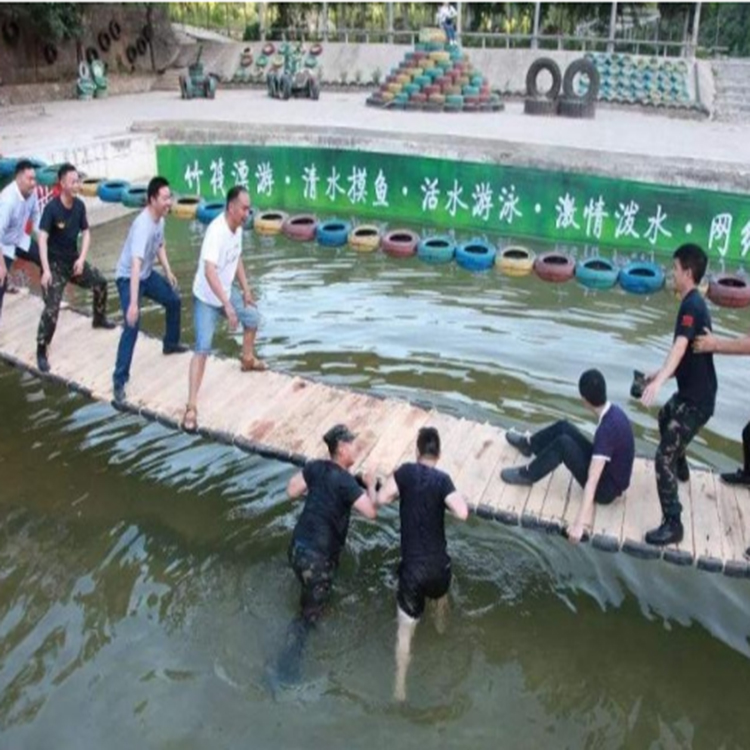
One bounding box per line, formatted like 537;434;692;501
262;43;275;56
707;274;750;308
347;225;380;252
196;200;225;225
618;261;665;294
121;185;148;209
455;239;496;271
282;213;318;241
316;219;351;247
310;43;323;57
534;252;575;282
97;179;131;203
80;177;102;198
496;245;536;277
172;195;202;220
575;257;618;289
382;229;419;258
417;236;455;264
254;210;287;235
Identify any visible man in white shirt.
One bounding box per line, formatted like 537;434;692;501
182;185;264;431
112;176;187;403
437;2;458;45
0;159;41;319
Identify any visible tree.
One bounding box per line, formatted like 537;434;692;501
1;2;84;41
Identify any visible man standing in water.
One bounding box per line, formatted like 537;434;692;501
0;159;41;320
183;185;264;431
36;163;115;373
641;243;716;546
376;426;468;702
275;425;378;684
112;176;186;404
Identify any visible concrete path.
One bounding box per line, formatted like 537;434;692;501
2;90;750;170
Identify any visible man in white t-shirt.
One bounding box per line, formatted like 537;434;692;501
112;176;187;403
0;159;41;320
183;185;264;431
437;2;458;44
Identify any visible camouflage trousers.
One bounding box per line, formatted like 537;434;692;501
37;257;108;349
656;394;712;518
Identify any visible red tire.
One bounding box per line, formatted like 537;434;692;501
382;229;419;258
424;84;440;96
282;213;318;241
707;274;750;308
411;92;427;102
534;252;575;282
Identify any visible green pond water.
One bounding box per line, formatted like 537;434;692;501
1;215;749;749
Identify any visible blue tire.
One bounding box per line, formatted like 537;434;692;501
316;219;351;247
619;261;665;295
36;164;64;188
576;257;618;289
417;236;455;264
97;180;131;203
196;200;225;225
121;185;148;209
455;239;496;271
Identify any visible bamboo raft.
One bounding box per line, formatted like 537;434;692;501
1;290;748;578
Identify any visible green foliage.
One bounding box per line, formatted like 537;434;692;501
243;22;260;41
2;2;84;41
698;2;750;56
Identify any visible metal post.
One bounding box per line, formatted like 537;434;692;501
607;2;617;53
456;0;462;45
690;1;702;58
259;2;266;41
531;1;541;50
322;1;328;42
387;2;394;44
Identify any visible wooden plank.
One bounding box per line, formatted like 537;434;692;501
388;410;466;476
453;423;508;510
563;479;587;530
539;466;572;531
481;428;533;520
621;458;662;553
713;474;747;567
667;464;696;565
591;490;626;550
689;467;725;570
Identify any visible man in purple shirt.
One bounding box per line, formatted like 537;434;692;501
501;369;635;543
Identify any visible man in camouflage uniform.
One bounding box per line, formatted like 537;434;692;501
641;244;716;546
36;163;114;373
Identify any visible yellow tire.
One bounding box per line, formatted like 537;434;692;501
429;51;450;62
396;74;411;85
428;93;446;104
348;225;381;252
387;82;403;93
382;91;395;102
254;210;287;235
80;178;102;198
411;67;424;77
172;195;202;220
496;245;536;277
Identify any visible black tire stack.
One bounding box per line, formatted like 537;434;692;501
524;57;599;119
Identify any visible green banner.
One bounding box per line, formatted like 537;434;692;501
157;144;750;262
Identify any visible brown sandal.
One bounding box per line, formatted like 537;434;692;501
241;356;267;372
181;403;198;432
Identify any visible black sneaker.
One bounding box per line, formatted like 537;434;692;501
113;383;126;405
500;466;533;486
37;347;50;373
720;469;750;487
506;429;533;457
676;456;690;483
92;317;116;330
163;343;189;355
645;517;683;546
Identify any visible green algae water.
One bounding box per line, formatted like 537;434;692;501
1;215;749;749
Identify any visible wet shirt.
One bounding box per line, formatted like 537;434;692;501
591;403;635;496
292;460;364;563
673;289;717;411
39;196;88;263
115;208;165;281
394;462;456;565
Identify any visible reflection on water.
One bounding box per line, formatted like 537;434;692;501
1;217;749;748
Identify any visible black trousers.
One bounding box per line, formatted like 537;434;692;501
527;420;619;504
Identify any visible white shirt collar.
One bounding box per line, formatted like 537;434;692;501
597;401;612;425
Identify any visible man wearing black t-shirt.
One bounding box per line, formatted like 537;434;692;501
376;427;468;702
641;244;717;546
36;163;114;373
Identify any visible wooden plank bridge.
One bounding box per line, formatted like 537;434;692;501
1;291;749;579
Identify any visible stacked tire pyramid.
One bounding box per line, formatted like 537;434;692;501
580;52;692;108
367;42;503;112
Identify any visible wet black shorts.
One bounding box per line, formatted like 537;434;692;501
288;541;336;623
397;557;452;620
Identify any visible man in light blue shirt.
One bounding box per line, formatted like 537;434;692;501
112;176;186;403
0;159;41;319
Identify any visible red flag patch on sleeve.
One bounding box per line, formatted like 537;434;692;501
681;314;694;328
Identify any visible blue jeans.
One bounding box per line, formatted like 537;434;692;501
193;286;259;355
113;272;182;388
442;19;456;42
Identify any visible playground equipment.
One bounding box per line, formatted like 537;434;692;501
180;47;217;100
267;41;320;100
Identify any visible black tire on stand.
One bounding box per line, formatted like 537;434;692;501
558;97;595;118
524;97;557;116
562;58;600;103
525;57;562;99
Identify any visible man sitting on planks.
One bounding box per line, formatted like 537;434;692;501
376;426;469;702
501;369;635;544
